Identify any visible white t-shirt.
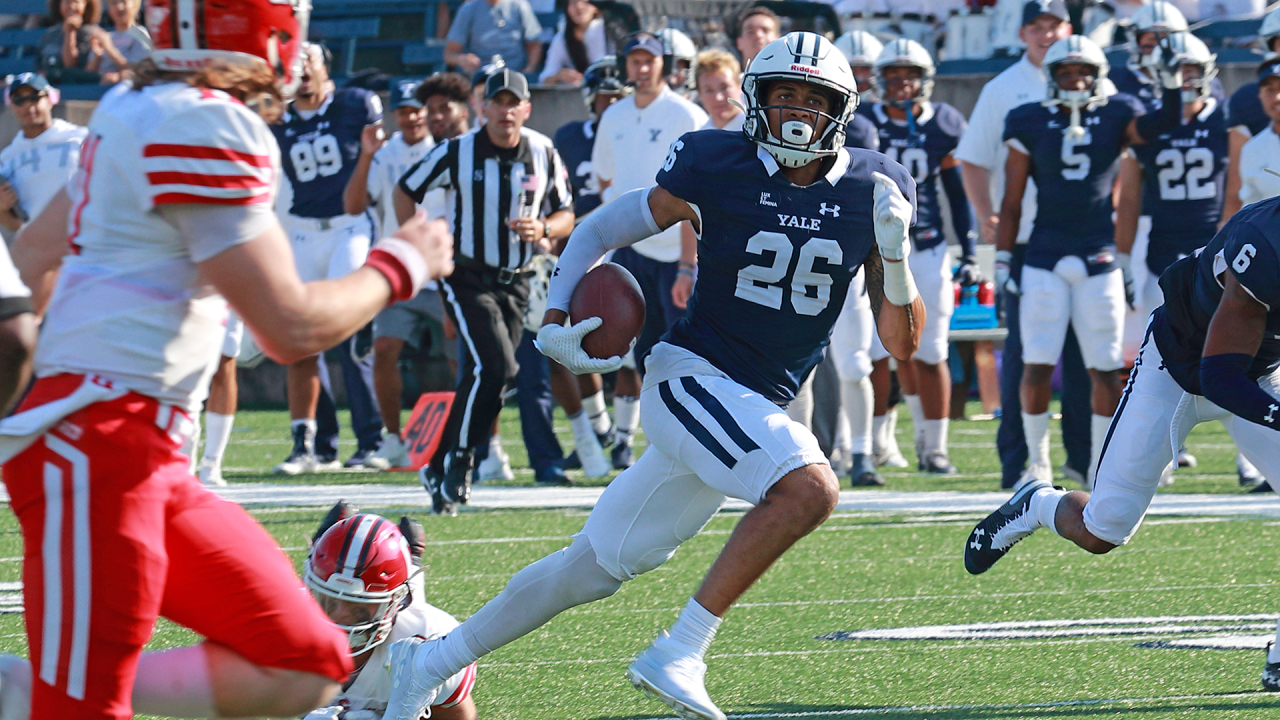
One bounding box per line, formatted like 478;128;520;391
336;597;475;714
368;131;437;234
0;118;87;224
1239;126;1280;207
538;18;607;83
592;86;708;261
0;239;28;301
34;82;278;411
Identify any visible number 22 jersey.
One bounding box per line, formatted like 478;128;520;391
656;129;917;405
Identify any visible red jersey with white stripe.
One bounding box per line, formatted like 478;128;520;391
33;82;278;411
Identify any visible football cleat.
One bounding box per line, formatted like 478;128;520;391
344;447;378;469
964;478;1052;575
311;500;359;545
1263;642;1280;692
476;442;515;483
383;638;441;720
536;464;573;486
275;424;320;475
922;451;958;475
1176;447;1197;468
574;431;611;479
848;453;886;487
628;632;727;720
196;460;227;487
874;447;910;468
441;449;473;504
365;433;411;470
1238;454;1265;488
419;465;456;516
398;516;426;565
612;439;635;470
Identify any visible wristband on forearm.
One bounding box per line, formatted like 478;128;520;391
882;256;919;306
365;237;429;305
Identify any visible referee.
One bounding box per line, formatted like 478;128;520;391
395;68;575;515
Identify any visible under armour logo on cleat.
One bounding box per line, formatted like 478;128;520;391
970;539;982;550
1266;404;1278;424
819;203;840;217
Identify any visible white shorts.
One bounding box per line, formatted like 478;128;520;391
285;213;375;283
222;312;244;359
1083;334;1280;546
867;243;953;365
582;342;828;581
828;269;874;382
1020;257;1125;371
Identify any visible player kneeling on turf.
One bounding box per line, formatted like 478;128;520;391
367;31;925;720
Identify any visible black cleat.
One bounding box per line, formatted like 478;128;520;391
611;439;634;470
923;451;958;475
312;500;358;545
1264;643;1280;692
848;453;885;487
535;464;572;486
343;447;377;468
560;450;582;470
441;449;473;505
419;465;456;516
1251;480;1274;495
398;516;426;564
964;478;1051;575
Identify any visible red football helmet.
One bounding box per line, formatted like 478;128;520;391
304;513;414;655
145;0;310;94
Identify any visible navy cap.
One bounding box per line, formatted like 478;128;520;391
1022;0;1069;26
1259;57;1280;81
485;68;530;101
623;33;664;58
7;73;50;94
392;81;423;108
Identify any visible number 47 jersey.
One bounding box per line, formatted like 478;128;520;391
657;129;917;405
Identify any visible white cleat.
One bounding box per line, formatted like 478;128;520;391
874;449;910;469
0;654;31;720
365;433;411;470
476;440;515;483
383;637;441;720
196;461;227;487
627;632;726;720
575;433;611;479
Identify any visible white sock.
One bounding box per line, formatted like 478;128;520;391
1028;486;1066;536
1088;413;1112;485
582;391;610;435
667;598;722;658
201;412;234;467
182;413;200;474
1270;618;1280;663
568;410;595;445
614;396;640;442
841;378;873;455
872;414;890;455
131;645;214;718
904;394;925;446
885;407;901;454
923;418;948;456
1022;411;1051;469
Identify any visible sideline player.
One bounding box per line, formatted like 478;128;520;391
272;42;386;473
0;74;86;233
964;194;1280;688
996;35;1183;488
864;38;976;474
0;0;455;715
833;29;883;109
375;32;924;720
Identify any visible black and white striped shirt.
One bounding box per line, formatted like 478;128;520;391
398;127;574;271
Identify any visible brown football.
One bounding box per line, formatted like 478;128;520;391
569;262;646;360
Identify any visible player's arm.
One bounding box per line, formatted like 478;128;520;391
960;161;997;245
1200;271;1276;430
343;121;385;217
1114;152;1143;309
1126;42;1183;146
1221;127;1249;225
939;153;977;279
11;188;72;317
993;143;1030;292
867;172;924;361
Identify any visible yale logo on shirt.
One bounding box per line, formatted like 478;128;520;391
778;213;821;231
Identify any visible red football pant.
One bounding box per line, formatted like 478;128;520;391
3;375;352;720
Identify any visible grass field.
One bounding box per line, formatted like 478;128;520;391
1;402;1277;718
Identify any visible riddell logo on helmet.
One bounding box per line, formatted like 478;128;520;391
790;64;821;74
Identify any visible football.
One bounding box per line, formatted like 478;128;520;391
569;262;646;359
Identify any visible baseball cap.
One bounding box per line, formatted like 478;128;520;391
623;33;664;58
392;80;423;109
7;73;50;94
1022;0;1069;26
485;68;530;101
1259;56;1280;81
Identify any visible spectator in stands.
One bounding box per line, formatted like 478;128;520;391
0;74;85;232
538;0;606;85
93;0;150;84
445;0;543;76
735;6;779;69
39;0;101;84
695;48;743;131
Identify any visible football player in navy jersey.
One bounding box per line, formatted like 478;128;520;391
995;35;1183;491
271;43;386;473
1107;1;1196;112
965;194;1280;688
555;57;628;217
864;38;976;474
376;33;924;720
833;29;882;117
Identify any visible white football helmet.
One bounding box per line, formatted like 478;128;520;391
1163;32;1216;104
1260;7;1280;54
834;30;884;67
659;28;698;91
872;38;935;107
1127;1;1188;72
1043;35;1110;138
742;32;859;168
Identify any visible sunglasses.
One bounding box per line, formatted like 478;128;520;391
10;93;45;107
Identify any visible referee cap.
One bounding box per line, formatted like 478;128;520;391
485;68;530;101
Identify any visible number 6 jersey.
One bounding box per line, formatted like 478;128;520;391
656;129;916;405
272;87;382;218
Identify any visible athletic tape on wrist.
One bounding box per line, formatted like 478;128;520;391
882;258;919;307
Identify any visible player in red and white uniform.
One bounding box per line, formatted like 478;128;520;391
0;0;454;717
304;513;477;720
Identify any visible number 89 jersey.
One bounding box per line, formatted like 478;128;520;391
657;129;917;405
272;87;382;219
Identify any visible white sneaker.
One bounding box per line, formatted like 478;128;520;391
0;654;31;720
627;632;726;720
575;432;611;479
365;433;411;470
384;637;442;720
874;448;910;468
197;461;227;487
476;441;514;482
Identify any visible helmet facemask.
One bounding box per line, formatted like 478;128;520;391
305;563;415;656
1046;60;1104;139
743;75;854;168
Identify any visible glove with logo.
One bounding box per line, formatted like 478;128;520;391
535;318;628;374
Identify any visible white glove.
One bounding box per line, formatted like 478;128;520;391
535;318;627;374
304;708;344;720
994;249;1018;295
381;638;439;720
1156;37;1183;90
872;172;912;262
1116;251;1136;311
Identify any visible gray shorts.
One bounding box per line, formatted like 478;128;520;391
373;289;455;359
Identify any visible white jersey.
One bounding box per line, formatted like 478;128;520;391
0;118;87;224
1239;127;1280;207
368;131;438;234
34;82;278;412
336;598;476;714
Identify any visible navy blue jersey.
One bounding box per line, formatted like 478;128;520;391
273;87;382;218
656;129;917;404
1004;93;1145;271
1227;80;1269;137
1130;98;1227;275
867;101;965;250
553;119;603;217
1109;61;1225;113
845;111;879;151
1152;195;1280;394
